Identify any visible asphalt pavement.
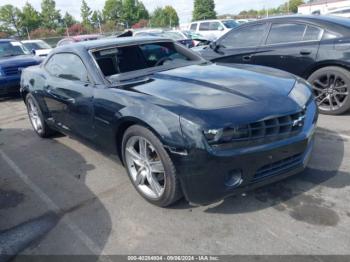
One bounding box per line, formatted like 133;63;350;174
0;97;349;256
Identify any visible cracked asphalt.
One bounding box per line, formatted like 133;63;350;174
0;97;349;256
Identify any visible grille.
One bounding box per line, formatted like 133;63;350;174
211;110;306;149
253;153;303;181
3;66;20;76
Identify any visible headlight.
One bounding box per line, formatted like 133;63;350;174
204;125;249;144
289;80;312;107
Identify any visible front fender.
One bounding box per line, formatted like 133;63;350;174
116;104;186;149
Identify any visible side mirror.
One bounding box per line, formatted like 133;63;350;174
209;41;217;50
218;26;224;31
31;49;36;55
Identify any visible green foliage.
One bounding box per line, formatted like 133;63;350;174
91;10;103;27
103;0;123;23
192;0;216;21
63;12;76;27
21;2;41;33
81;0;92;28
41;0;61;30
0;4;22;36
150;6;179;28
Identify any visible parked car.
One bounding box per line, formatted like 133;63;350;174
133;30;195;48
197;15;350;115
326;7;350;18
189;19;239;40
21;38;317;207
22;39;52;57
180;30;211;46
0;39;42;96
56;34;102;46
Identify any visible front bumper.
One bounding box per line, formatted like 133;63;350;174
170;101;318;205
0;75;20;96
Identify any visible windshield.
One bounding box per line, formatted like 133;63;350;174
161;32;185;40
23;41;51;50
182;31;205;39
0;41;30;58
222;20;239;29
93;41;202;81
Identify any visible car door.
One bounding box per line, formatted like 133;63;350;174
209;23;269;64
43;52;95;140
253;22;322;77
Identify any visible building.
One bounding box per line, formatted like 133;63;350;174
298;0;350;15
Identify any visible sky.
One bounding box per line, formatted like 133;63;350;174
1;0;286;24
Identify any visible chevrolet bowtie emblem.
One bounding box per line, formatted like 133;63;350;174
292;116;305;127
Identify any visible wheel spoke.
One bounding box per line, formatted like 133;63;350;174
147;174;162;197
313;79;327;88
334;91;348;95
333;95;342;107
139;138;148;160
318;95;329;106
135;170;146;185
126;147;143;166
149;160;165;173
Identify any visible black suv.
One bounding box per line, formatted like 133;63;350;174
198;15;350;115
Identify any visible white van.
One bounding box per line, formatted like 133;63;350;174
189;19;239;40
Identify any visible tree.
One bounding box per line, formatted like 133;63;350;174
103;0;123;23
192;0;216;21
81;0;92;28
150;6;179;28
41;0;61;30
21;2;41;34
0;5;22;36
162;6;179;27
63;12;76;27
122;0;137;28
289;0;305;13
150;7;166;27
135;1;149;21
91;10;103;28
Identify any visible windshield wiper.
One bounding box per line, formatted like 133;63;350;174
1;54;21;58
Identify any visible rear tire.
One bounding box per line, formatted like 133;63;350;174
122;125;183;207
308;66;350;115
25;94;55;138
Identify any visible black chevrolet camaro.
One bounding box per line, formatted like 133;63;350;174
197;15;350;115
20;37;318;207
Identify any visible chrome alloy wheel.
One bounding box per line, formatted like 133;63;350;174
312;72;349;112
125;136;166;199
27;98;43;133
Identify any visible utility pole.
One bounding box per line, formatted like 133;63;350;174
65;23;70;37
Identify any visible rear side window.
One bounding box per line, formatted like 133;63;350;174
303;25;322;41
190;23;197;31
199;22;210;31
45;53;89;82
220;23;267;48
266;23;306;44
209;22;221;30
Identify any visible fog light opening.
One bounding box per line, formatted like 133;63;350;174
225;170;243;187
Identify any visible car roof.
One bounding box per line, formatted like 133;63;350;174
53;36;174;53
0;39;15;43
22;40;44;43
259;14;350;27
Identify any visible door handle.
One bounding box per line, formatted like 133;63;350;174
242;55;252;61
300;50;312;55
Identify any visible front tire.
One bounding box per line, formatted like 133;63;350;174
25;94;54;138
122;125;183;207
308;66;350;115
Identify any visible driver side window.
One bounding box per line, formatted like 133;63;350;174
45;53;90;82
220;23;267;49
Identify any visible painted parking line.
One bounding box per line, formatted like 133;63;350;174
0;149;111;260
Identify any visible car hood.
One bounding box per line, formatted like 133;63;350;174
126;63;304;128
0;54;42;67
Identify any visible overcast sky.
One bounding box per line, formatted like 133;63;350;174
2;0;286;23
